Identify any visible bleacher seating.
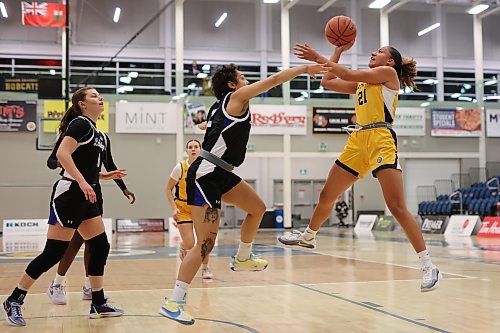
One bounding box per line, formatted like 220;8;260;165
418;176;500;217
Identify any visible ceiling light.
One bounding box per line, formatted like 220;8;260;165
120;76;132;84
128;71;138;78
202;64;211;71
420;102;430;107
417;23;440;37
423;79;438;85
451;93;461;98
458;96;473;101
49;69;56;75
0;2;7;18
314;86;324;94
113;7;121;23
263;0;280;3
295;96;305;102
467;4;489;15
197;73;208;79
215;12;227;28
485;79;497;86
369;0;391;9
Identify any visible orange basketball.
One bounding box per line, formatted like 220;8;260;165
325;16;357;47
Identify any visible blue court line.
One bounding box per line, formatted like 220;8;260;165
289;282;451;333
26;314;260;332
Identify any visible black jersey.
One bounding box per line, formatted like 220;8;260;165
202;92;251;167
48;117;127;190
61;116;106;184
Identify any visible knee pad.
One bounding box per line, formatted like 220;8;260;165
25;239;70;279
87;232;110;276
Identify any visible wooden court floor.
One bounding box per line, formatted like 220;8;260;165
1;228;499;332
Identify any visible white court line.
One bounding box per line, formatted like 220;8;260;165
0;277;476;298
310;249;478;279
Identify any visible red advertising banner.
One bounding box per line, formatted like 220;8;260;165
21;2;66;27
477;217;500;238
0;101;37;132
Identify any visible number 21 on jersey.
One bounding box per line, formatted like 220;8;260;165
358;89;368;106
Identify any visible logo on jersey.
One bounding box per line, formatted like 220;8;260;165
376;156;384;164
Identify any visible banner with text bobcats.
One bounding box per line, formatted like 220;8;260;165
43;100;109;133
0;101;37;132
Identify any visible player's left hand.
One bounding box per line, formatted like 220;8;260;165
123;189;136;204
100;169;127;180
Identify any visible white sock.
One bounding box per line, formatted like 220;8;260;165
92;287;103;292
302;226;318;241
418;250;433;268
54;273;65;286
84;277;91;289
170;280;189;302
236;241;252;261
17;284;28;291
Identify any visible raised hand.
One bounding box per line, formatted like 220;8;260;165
294;43;323;63
336;40;355;54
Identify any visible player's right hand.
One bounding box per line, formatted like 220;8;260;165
78;181;96;203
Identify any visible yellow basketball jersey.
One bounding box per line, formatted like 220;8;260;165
174;160;189;201
355;83;398;126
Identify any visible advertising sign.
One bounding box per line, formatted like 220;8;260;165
312;107;355;134
354;214;378;231
0;101;37;132
420;216;448;234
373;215;396;231
444;215;481;236
250;105;307;135
486;109;500;137
431;108;481;137
44;100;109;133
0;74;38;93
116;218;165;232
393;107;425;136
476;217;500;238
2;219;49;236
116;102;177;134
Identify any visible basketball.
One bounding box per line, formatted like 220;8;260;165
325;15;357;47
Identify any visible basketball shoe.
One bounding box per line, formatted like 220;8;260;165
159;299;195;325
421;265;442;292
47;281;67;305
89;303;124;319
230;253;268;271
278;230;317;249
2;299;25;326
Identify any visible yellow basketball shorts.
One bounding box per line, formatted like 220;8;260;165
175;200;193;224
336;128;402;179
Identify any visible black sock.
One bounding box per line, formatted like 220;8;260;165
8;287;27;303
91;289;105;306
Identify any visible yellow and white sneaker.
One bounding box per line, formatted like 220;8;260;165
159;299;195;325
230;253;268;271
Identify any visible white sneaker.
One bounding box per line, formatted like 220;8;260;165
201;267;213;279
47;281;67;305
278;230;316;249
421;265;442;292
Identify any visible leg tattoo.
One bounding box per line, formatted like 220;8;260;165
204;208;219;224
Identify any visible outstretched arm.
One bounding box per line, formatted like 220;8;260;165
228;64;327;116
294;42;357;94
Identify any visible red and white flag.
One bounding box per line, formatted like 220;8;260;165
21;2;66;27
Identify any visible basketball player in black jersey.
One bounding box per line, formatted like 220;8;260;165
160;62;327;325
46;131;135;305
2;87;125;326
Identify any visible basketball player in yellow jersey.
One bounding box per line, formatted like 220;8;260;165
166;139;213;279
279;42;442;292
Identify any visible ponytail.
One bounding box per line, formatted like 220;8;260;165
388;46;419;91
